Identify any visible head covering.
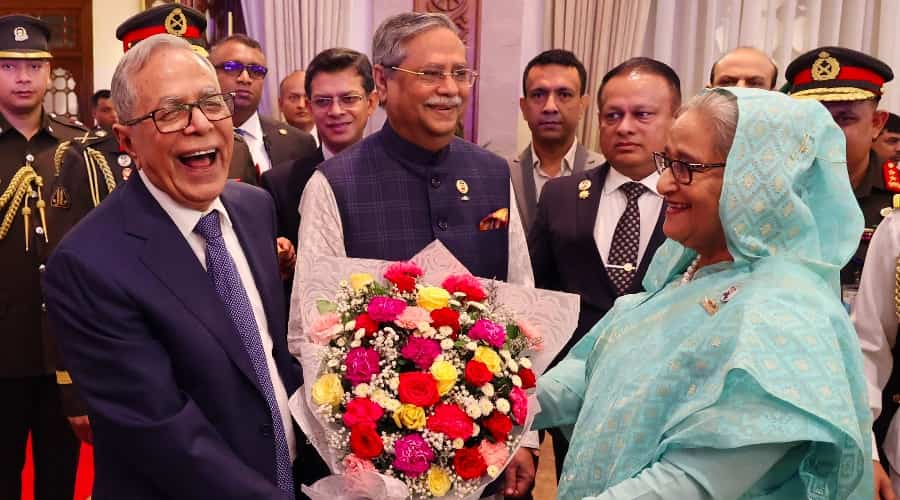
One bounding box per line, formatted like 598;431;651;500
785;46;893;101
885;112;900;135
116;4;209;57
537;88;872;499
0;15;51;59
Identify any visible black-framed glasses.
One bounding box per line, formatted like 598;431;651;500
121;92;235;134
215;60;268;79
310;94;366;110
653;151;725;185
390;66;478;86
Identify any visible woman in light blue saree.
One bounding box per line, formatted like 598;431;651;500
533;88;872;499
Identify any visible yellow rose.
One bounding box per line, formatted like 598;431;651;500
311;373;344;407
426;466;452;497
392;404;426;430
430;360;458;395
473;346;503;374
349;273;374;291
417;286;451;311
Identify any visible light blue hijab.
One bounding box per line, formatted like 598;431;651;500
535;88;871;498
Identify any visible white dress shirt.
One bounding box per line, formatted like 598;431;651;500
322;143;337;161
235;112;273;174
530;139;578;195
140;170;296;461
593;168;664;265
852;211;900;466
309;124;319;147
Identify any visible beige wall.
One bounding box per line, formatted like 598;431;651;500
92;0;141;91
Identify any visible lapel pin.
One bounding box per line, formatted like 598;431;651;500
578;179;591;191
278;128;288;136
96;129;107;137
578;190;590;199
456;179;470;201
118;154;132;167
121;167;132;181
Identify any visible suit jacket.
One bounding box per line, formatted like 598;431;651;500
231;133;260;186
508;142;603;235
259;115;318;169
43;175;300;499
260;148;324;248
529;163;667;367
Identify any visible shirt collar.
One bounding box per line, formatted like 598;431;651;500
139;169;231;240
530;139;578;176
236;111;263;140
603;166;661;196
322;143;337;161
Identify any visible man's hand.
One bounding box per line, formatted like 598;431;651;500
875;460;896;500
68;415;92;444
502;448;536;498
276;237;296;281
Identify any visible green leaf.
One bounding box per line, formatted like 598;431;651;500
316;299;337;314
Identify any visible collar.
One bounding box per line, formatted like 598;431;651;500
381;120;450;165
322;143;337;161
854;151;882;198
603;166;661;196
530;139;578;177
139;169;231;240
236;111;263;140
0;110;61;140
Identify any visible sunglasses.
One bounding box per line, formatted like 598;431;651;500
215;60;268;80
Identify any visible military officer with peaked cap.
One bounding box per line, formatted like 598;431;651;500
0;14;87;500
787;46;899;499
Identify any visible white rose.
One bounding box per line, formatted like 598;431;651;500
481;384;495;397
487;465;500;478
479;398;493;414
507;360;519;372
354;330;365;340
438;326;454;337
388;377;400;391
519;358;532;369
344;320;356;331
465;404;482;419
353;384;371;397
511;375;522;387
350;340;361;348
496;398;510;414
499;349;511;360
452;438;465;449
466;341;478;351
336;338;346;347
440;338;454;350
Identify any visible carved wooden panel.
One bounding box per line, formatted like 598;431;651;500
413;0;481;143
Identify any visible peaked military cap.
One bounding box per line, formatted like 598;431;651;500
786;46;893;101
116;4;209;57
0;15;51;59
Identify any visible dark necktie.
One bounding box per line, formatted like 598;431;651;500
607;182;647;295
194;210;294;495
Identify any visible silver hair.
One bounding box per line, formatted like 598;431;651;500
111;34;217;121
371;12;459;69
678;90;739;159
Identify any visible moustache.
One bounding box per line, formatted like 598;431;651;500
425;96;463;107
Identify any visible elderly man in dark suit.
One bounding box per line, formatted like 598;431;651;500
529;57;680;480
43;34;325;498
510;49;603;235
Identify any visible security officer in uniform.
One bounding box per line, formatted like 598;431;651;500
786;46;897;499
0;14;86;500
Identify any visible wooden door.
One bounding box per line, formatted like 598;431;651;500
0;0;93;124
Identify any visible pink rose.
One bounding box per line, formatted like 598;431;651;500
400;337;442;370
517;319;543;351
478;439;510;469
342;453;376;474
308;313;341;345
392;433;434;477
395;306;433;330
468;319;507;348
509;386;528;425
367;296;407;322
344;347;380;385
343;397;384;428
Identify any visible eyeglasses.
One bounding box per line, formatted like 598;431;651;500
310;94;366;110
215;60;268;79
389;66;478;86
653;151;725;185
121;92;235;134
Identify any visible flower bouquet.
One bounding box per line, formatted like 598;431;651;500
288;241;578;499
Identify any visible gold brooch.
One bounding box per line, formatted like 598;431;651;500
164;8;188;36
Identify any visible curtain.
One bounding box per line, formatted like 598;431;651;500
643;0;900;114
241;0;349;118
544;0;652;152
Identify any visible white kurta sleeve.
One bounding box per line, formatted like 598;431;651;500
295;171;347;261
507;181;534;287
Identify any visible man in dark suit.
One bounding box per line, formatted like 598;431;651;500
529;57;681;479
209;34;317;177
261;48;377;249
510;49;603;235
43;34;325;498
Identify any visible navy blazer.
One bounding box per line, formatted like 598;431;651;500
43;174;298;499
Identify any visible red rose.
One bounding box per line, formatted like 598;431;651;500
464;360;493;386
343;397;384;428
442;274;487;302
517;367;536;390
453;446;487;480
426;403;474;440
397;372;440;407
482;411;512;442
384;262;423;293
349;422;383;460
355;313;378;336
430;307;460;337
